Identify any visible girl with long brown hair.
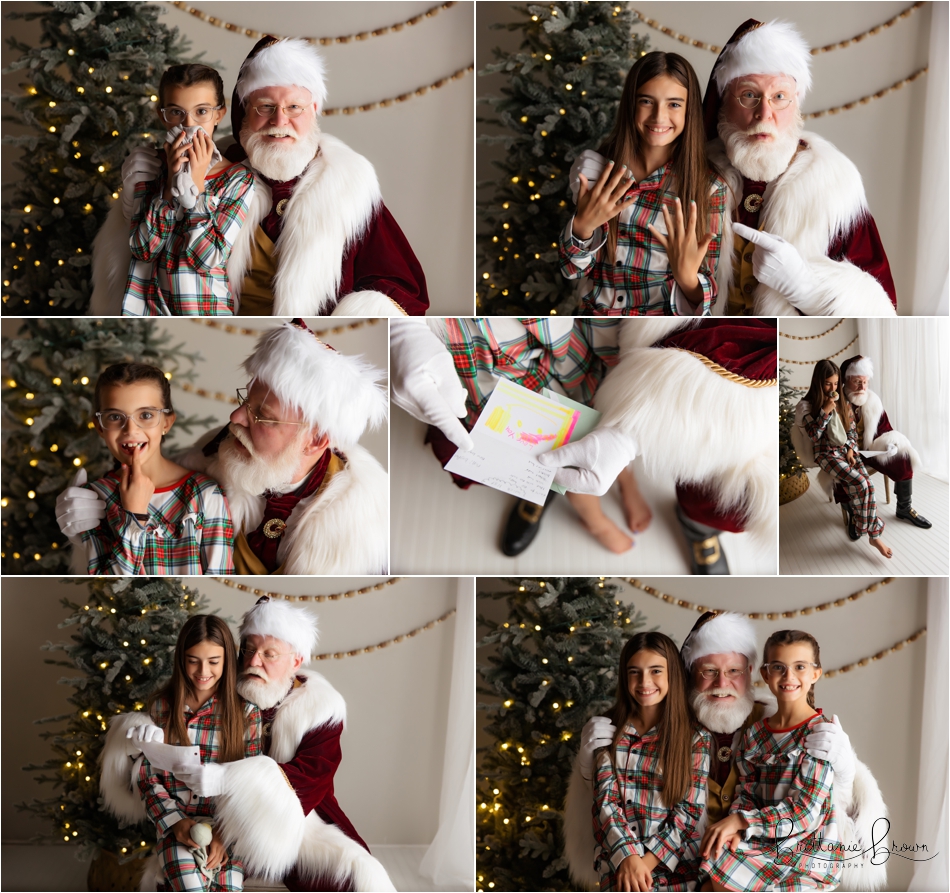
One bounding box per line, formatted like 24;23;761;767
593;632;711;890
139;614;262;891
559;51;727;315
801;359;893;559
699;630;842;891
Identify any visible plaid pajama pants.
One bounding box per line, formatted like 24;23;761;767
817;452;884;538
705;841;841;891
156;829;245;892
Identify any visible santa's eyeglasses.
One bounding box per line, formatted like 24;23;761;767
733;90;794;111
250;103;308;119
235;388;306;427
696;666;747;681
240;646;294;663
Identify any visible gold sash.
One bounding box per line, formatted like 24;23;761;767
727;231;758;316
237;226;277;317
705;701;767;823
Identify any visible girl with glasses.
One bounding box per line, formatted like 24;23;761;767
121;63;257;316
79;362;234;574
698;629;842;891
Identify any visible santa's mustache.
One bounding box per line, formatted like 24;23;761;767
255;126;297;140
241;666;268;680
228;423;257;456
702;687;738;699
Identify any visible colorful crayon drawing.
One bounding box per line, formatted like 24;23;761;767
481;380;580;453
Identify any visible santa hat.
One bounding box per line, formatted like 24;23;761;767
680;611;759;671
840;355;874;380
239;596;318;662
242;319;387;448
702;19;812;139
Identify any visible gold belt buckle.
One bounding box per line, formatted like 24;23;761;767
692;535;721;566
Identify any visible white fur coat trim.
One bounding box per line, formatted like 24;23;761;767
99;713;153;824
331;290;408;317
707;133;896;317
595;336;776;541
296;811;396;892
859;390;920;467
267;668;347;763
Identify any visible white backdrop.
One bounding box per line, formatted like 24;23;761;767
476;2;943;316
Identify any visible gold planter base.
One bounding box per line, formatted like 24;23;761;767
87;849;148;892
779;472;810;505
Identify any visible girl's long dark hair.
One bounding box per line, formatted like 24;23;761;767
598;51;713;263
763;629;822;709
604;631;696;807
150;615;246;763
803;359;853;432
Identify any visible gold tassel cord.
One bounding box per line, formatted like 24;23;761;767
630;3;924;55
669;349;776;388
188;318;380;338
323;65;473;116
779;321;844;340
166;1;457;43
312;608;457;660
779;333;859;365
621;576;893;617
210;577;402;601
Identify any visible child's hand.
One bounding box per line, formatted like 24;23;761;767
164;130;189;177
187;129;215;195
572;160;637;241
616;853;654;891
119;446;155;516
205;828;227;873
648;198;713;305
701;813;748;860
171;816;199;849
847;448;856;467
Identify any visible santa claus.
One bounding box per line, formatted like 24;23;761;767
703;20;898;317
56;319;389;574
838;354;931;530
91;37;428;317
100;597;394;891
564;611;888;891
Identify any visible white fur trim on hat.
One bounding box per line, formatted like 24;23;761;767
680;612;759;671
242;321;387;448
714;21;812;99
844;356;874;379
236;38;327;111
239;596;318;663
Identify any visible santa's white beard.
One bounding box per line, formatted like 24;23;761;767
237;666;296;711
242;123;321;181
215;425;310;499
846;388;869;407
719;112;804;183
690;686;756;734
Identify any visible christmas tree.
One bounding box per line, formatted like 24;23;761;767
1;318;217;575
477;577;647;892
779;366;806;482
2;1;195;314
18;577;209;872
477;3;647;315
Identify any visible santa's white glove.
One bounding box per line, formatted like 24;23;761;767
568;149;608;203
805;713;855;795
733;223;817;310
538;426;637;495
176;762;230;799
390;318;474;452
579;715;617;781
125;722;164;756
120;146;163;220
55;468;106;539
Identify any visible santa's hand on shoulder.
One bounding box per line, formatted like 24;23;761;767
733;223;817;310
805;713;856;785
538;427;637;495
390;319;474;452
55;468;106;539
176;762;231;799
579;715;617;781
120;146;163;220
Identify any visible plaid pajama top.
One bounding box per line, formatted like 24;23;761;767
81;469;234;575
138;695;263;834
804;408;859;463
594;724;711;877
558;162;727;316
123;161;255;316
440;317;620;428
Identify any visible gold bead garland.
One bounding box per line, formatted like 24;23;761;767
803;67;928;120
621;577;893;617
779;320;844;340
322;65;473;116
779;333;859;365
630;2;924;55
171;381;239;405
166;1;457;43
210;577;401;601
189;318;380;338
312;608;456;660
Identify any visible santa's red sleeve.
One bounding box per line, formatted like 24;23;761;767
827;215;897;310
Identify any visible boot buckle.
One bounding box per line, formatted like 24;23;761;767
692;536;721;566
517;501;545;524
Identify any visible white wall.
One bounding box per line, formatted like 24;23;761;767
2;574;462;847
778;317;861;396
477;576;931;893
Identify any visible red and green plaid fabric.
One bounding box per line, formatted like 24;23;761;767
594;723;711;890
804;408;859;462
441;318;620;428
81;470;235;575
558;163;727;316
123;162;255;316
140;695;262;891
818;453;885;539
701;712;843;891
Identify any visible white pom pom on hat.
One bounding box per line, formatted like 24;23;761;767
239;596;318;663
713;20;813;99
680;611;759;671
235;37;328;111
242;319;387;448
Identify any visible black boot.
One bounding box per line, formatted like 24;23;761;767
840;503;861;541
895;479;932;528
501;490;557;556
676;504;730;575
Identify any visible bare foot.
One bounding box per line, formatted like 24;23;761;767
870;537;893;559
566;492;634;553
618;467;653;533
